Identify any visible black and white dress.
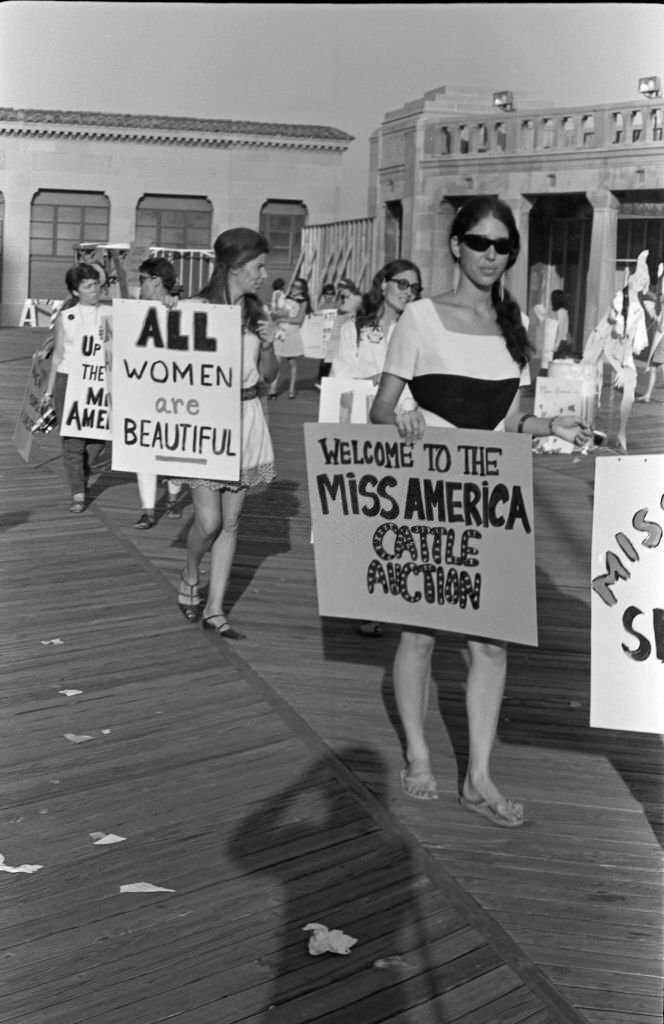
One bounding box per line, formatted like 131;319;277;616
383;299;530;431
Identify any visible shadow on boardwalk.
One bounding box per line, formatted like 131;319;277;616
228;745;445;1023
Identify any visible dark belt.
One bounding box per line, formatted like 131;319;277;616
241;384;260;401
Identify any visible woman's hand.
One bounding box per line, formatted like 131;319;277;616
394;406;426;443
257;319;276;345
551;415;593;447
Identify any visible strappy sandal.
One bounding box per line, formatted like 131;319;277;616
177;572;202;622
201;614;245;640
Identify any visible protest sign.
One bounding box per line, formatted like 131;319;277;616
12;351;52;462
304;423;538;644
61;308;112;441
535;361;600;424
590;455;664;733
111;299;242;481
301;311;336;359
318;377;377;424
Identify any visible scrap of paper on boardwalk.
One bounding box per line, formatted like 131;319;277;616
303;922;357;955
119;882;176;893
90;832;126;845
0;853;43;874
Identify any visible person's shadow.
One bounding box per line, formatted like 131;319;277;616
167;477;301;609
227;745;445;1023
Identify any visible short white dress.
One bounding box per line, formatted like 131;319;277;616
172;328;275;493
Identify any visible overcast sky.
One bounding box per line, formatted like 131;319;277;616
1;2;663;218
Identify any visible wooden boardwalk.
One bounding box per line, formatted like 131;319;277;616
1;326;662;1024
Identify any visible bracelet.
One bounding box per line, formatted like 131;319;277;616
516;413;532;433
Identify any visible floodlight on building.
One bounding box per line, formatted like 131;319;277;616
638;76;661;99
493;91;514;112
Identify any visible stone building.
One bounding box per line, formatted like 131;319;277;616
0;108;353;324
368;84;664;350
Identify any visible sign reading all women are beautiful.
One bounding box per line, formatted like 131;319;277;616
111;300;242;480
590;455;664;734
304;423;538;645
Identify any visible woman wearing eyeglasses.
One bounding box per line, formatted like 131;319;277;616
332;260;422;640
330;260;422;382
371;196;591;823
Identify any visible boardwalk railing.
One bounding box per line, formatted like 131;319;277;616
293;217;374;299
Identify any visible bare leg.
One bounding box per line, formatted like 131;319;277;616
184;486;221;586
461;639;523;821
393;629;437;796
637;366;656;402
617;367;636;450
202;488;246;619
288;357;298;398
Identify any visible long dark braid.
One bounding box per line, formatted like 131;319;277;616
491;282;532;368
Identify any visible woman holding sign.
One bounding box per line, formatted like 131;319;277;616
175;228;277;639
371;196;591;824
42;262;112;513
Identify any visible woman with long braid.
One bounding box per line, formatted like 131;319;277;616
371;196;591;823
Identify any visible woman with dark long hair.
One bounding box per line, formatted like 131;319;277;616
330;259;422;382
371;196;591;822
174;227;277;639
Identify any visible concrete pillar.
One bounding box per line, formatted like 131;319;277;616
1;184;33;326
585;190;619;340
503;194;533;310
428;198;457;296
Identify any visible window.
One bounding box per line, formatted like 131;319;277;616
541;119;555;149
494;123;507;151
613;112;624;144
440;126;451;155
135;195;212;250
652;109;663;142
29;190;110;296
562;117;576;146
459;125;469;155
521;120;535;150
259;200;307;266
582;115;595;146
631;110;644;142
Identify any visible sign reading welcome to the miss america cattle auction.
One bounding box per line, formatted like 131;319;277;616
111;299;242;481
304;423;538;645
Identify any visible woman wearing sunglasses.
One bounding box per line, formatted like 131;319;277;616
371;196;591;823
332;260;422;639
330;259;422;382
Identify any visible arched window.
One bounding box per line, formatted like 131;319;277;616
459;125;470;154
259;199;308;284
541;118;555;149
440;126;451;154
135;195;212;250
29;190;109;297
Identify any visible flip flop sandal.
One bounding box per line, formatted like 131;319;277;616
400;769;438;801
202;614;246;640
458;794;525;828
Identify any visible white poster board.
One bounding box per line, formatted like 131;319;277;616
61;309;112;440
304;423;538;645
111;299;242;481
301;313;336;360
12;351;52;462
590;455;664;733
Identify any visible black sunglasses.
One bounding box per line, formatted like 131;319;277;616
461;234;513;256
389;277;421;295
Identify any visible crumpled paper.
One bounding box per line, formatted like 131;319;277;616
0;853;43;874
303;922;357;956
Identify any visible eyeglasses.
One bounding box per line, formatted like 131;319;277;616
337;291;352;300
138;274;156;283
461;234;513;256
390;278;421;295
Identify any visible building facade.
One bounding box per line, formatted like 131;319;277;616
0;108;353;324
368;85;664;350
